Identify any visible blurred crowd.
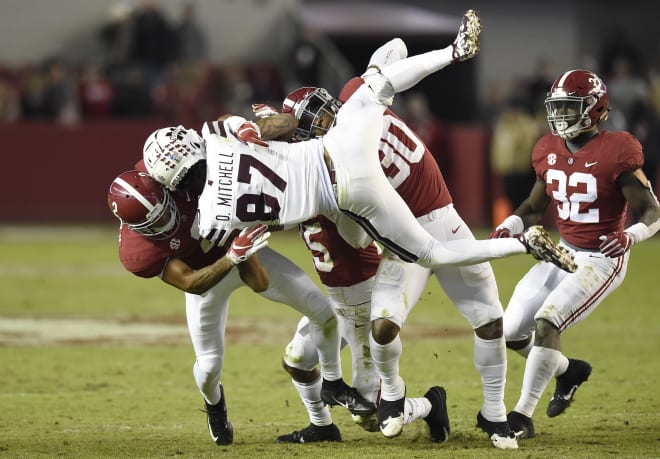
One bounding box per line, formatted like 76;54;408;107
0;1;285;127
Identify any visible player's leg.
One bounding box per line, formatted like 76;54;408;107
370;251;430;437
425;207;515;448
278;317;342;443
185;273;242;446
511;251;627;437
325;85;529;267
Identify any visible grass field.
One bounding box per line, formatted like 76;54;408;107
1;225;658;458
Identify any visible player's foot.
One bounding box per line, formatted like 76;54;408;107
351;413;380;432
476;411;518;449
519;225;577;272
547;359;592;417
320;378;376;415
276;423;342;443
424;386;450;443
203;385;233;445
378;395;406;438
451;9;482;62
507;411;535;439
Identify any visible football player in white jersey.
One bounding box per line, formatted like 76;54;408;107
142;10;576;277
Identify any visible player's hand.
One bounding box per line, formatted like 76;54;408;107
236;121;269;147
598;231;632;258
489;228;511;239
227;224;271;265
252;103;279;119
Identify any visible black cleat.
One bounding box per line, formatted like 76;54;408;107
507;411;535;439
320;378;376;415
547;359;592;417
276;423;342;443
476;411;518;449
204;385;233;445
377;395;406;438
424;386;450;443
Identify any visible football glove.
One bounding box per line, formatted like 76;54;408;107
227;224;270;265
236;121;268;148
598;231;632;258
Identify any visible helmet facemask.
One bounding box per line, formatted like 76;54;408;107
128;188;180;239
545;95;597;140
293;89;341;140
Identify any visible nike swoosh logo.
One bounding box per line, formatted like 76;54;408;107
451;226;461;234
354;323;367;329
585;161;598;167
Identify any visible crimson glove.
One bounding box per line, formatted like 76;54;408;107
236;121;268;148
598;232;632;258
227;224;271;264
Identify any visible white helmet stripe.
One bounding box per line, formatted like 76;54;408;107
114;177;156;212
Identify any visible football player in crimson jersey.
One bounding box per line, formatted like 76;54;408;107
270;38;514;448
490;69;660;439
107;165;371;446
276;215;451;444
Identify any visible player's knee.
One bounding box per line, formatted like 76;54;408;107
371;318;399;344
474;317;503;340
281;358;320;383
534;319;559;347
196;355;222;382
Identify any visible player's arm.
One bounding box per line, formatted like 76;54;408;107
491;177;550;237
599;169;660;257
161;224;271;294
256;113;297;140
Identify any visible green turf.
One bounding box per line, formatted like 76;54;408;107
1;225;658;458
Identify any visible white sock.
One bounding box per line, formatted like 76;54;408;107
309;316;342;381
403;397;432;425
514;346;563;417
292;377;332;427
380;47;454;93
554;354;569;376
369;333;406;400
474;335;507;422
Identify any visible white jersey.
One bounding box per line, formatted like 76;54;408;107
197;120;338;246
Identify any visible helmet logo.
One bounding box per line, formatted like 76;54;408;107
169;238;181;250
589;75;605;97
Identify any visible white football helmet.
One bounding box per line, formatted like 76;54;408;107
143;125;205;190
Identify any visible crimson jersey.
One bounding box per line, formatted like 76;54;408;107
339;77;452;217
300;215;380;288
532;130;644;249
117;162;225;278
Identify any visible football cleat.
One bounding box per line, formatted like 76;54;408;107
276;423;342;443
424;386;450;443
203;385;233;446
507;411;535;439
377;395;406;438
547;359;592;417
351;413;380;432
476;411;518;449
518;226;577;272
451;9;482;62
320;378;376;415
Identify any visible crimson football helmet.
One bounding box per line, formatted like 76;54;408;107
282;86;341;140
107;170;180;239
544;69;610;140
143;125;205;191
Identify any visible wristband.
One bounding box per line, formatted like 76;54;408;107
624;220;660;245
497;215;524;235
